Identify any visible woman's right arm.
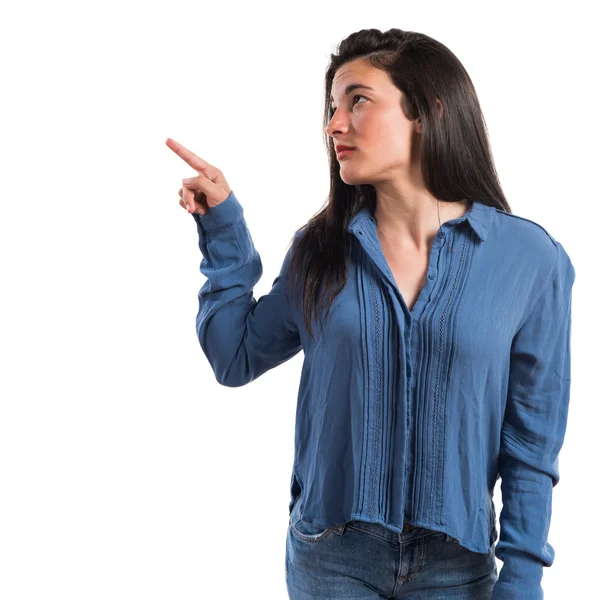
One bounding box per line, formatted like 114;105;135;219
192;190;303;387
166;138;303;387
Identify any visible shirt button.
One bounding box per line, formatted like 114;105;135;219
428;273;435;280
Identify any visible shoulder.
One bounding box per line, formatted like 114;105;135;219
494;207;558;249
493;207;561;264
493;208;575;287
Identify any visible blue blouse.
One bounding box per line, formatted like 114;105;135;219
192;190;575;600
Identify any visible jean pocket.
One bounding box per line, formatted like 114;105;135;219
290;516;335;543
288;481;335;542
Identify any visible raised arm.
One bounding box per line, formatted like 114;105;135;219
192;190;302;387
166;137;303;387
491;241;576;600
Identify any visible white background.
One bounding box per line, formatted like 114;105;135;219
1;1;597;598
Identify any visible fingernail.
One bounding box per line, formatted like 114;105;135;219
183;178;193;184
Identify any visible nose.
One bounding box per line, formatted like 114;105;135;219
325;113;349;138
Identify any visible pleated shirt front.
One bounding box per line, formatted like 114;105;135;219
192;191;575;599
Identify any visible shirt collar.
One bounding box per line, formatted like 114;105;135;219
347;200;496;242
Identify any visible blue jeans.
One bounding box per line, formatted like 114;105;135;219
286;497;498;599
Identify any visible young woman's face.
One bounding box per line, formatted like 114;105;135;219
326;58;424;187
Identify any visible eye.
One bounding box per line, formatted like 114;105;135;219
329;94;368;118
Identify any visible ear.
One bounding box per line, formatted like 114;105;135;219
416;99;444;134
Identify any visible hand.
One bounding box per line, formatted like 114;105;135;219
165;138;232;216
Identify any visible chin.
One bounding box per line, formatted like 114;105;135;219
339;169;372;187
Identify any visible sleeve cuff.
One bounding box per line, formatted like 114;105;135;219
191;190;242;231
491;580;543;600
491;548;545;600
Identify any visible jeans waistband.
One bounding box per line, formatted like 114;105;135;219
290;496;436;541
344;519;439;542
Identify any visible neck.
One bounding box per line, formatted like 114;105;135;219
373;197;472;252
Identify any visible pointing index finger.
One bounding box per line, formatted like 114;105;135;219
165;138;211;172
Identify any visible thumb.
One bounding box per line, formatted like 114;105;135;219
182;176;230;208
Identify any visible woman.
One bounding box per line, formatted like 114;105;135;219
166;27;574;600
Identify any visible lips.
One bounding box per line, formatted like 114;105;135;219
336;145;356;153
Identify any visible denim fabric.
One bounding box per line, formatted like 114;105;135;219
286;491;498;599
192;191;575;600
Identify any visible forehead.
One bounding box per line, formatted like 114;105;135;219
329;61;388;102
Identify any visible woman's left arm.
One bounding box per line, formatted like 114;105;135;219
491;241;576;600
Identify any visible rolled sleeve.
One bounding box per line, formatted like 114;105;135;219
491;241;575;600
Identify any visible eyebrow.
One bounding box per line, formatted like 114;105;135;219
329;83;375;104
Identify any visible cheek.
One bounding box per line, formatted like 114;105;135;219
361;117;413;161
372;130;413;166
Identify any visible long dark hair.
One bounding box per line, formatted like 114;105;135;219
285;28;512;341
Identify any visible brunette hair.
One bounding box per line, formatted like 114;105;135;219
285;28;511;340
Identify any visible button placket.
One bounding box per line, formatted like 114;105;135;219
426;229;446;283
